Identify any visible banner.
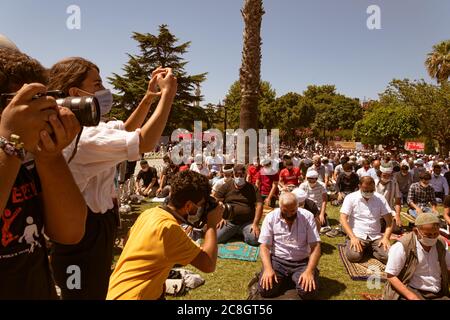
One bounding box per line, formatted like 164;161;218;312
330;141;356;150
405;141;425;151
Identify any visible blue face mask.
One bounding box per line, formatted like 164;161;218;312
78;88;113;116
94;89;114;116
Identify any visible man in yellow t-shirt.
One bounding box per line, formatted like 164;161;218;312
107;171;223;300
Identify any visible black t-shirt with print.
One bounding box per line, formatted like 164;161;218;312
0;162;57;299
136;167;159;188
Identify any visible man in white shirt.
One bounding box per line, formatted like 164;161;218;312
211;164;234;196
190;154;210;177
430;164;449;202
383;212;450;300
340;176;393;264
356;160;372;178
299;170;328;232
258;192;321;300
376;164;402;233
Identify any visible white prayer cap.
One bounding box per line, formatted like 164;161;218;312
292;188;307;203
194;154;203;164
306;170;319;179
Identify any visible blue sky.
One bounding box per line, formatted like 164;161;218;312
1;0;449;105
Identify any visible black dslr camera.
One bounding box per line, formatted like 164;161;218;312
0;90;100;127
196;196;232;228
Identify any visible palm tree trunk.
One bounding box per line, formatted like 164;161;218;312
239;0;265;163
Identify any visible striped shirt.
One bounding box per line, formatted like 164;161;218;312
375;179;401;213
299;181;327;209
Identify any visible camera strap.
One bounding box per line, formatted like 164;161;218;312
67;128;84;164
159;205;195;228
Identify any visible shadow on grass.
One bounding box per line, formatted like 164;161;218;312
321;242;336;255
317;276;347;300
328;218;340;227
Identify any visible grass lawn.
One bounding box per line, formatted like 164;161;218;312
113;201;446;300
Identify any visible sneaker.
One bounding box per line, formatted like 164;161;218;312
320;226;332;234
326;227;345;238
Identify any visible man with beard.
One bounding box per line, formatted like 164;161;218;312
258;192;321;299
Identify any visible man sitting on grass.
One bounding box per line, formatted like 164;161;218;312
383;212;450;300
340;176;393;264
258;192;321;300
135;160;159;198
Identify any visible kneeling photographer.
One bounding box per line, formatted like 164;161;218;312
214;165;263;246
107;170;223;300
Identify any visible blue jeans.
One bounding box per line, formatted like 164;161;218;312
408;206;432;218
217;221;259;246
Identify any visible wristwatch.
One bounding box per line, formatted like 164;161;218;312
0;134;25;161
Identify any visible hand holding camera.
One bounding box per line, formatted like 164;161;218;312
35;106;81;160
206;201;225;229
0;83;58;153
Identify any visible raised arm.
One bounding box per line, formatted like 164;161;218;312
123;67;166;132
138;69;178;154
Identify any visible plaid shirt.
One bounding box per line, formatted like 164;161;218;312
407;182;436;207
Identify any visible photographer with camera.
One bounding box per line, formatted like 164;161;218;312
214;164;263;246
47;57;177;300
107;170;223;300
0;47;87;299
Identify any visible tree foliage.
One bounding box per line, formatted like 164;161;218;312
353;102;420;147
108;24;208;134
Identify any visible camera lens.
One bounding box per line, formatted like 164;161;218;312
56;96;100;127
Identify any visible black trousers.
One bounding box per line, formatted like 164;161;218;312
50;208;118;300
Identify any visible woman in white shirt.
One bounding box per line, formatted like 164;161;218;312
47;57;177;300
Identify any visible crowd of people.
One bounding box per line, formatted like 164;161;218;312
124;141;450;300
1;34;449;301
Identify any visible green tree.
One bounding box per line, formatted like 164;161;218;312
379;79;450;155
224;81;276;129
303;85;363;139
353;103;420;147
425;40;450;86
108;24;208;134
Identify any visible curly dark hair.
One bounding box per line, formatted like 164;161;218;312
0;48;48;94
47;57;99;96
169;171;211;209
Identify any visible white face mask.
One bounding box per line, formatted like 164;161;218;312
418;230;438;247
94;89;114;116
381;177;391;184
344;171;352;177
234;177;246;187
361;191;374;199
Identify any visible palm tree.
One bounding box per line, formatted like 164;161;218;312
239;0;265;163
425;40;450;86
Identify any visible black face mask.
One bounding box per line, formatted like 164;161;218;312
281;211;297;223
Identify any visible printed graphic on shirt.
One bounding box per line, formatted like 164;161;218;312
0;164;45;260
